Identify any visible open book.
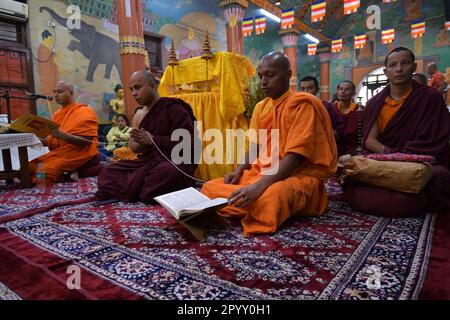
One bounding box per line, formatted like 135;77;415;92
8;113;59;138
154;187;228;220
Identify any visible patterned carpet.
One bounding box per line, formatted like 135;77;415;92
0;177;438;300
0;177;97;224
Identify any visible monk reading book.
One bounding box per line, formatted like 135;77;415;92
201;52;338;236
28;81;100;184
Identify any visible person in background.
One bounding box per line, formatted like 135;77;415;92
426;62;447;99
100;114;131;160
299;76;344;141
332;80;360;155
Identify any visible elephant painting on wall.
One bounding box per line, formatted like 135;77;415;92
39;6;122;82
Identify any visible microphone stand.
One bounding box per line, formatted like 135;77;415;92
0;91;43;123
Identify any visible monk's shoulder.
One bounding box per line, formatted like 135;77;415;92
77;104;96;116
132;107;148;127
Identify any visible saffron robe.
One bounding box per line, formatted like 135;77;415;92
95;98;197;203
29;103;99;184
333;101;359;156
345;81;450;216
201;91;338;236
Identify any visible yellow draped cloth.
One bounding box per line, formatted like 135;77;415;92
159;52;256;180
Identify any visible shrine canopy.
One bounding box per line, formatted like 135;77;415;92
159;51;255;120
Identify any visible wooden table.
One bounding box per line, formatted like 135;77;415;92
0;133;41;188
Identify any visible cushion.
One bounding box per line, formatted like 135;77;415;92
344;183;428;218
342;155;433;193
364;152;436;164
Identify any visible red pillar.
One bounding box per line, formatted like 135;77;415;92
117;0;148;121
280;28;300;90
319;50;331;101
220;0;248;55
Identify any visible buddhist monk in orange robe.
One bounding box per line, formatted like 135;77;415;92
201;52;338;236
29;81;99;184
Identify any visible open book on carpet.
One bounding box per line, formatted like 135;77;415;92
154;187;228;220
9;114;59;138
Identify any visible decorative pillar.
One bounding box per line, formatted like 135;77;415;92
318;49;331;101
280;28;300;90
117;0;149;121
219;0;248;55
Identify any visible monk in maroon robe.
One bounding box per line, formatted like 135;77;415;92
331;80;361;156
299;76;344;141
344;47;450;217
95;71;197;203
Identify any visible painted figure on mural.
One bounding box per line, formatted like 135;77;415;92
38;30;59;97
433;26;450;48
402;0;424;22
109;84;125;125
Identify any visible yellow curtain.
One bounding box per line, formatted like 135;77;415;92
172;91;249;180
159;52;256;120
159;52;256;181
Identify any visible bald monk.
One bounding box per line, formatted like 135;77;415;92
426;62;447;97
332;80;360;156
345;47;450;217
95;70;197;202
299;76;344;141
201;52;338;236
29;81;99;184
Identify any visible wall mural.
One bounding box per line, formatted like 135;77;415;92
140;0;227;65
327;0;448;98
29;0;121;123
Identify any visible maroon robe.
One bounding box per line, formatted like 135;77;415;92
331;102;360;156
345;82;450;216
322;100;345;140
95;98;198;203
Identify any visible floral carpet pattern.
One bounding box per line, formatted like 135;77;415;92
0;177;435;300
0;177;97;223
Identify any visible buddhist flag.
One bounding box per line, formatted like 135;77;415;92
354;34;366;49
311;0;326;23
445;21;450;31
382;0;397;3
307;43;318;56
411;20;425;38
281;9;295;29
242;18;253;37
344;0;360;15
381;28;395;44
255;16;266;35
331;39;343;53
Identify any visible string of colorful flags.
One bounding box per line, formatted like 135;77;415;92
241;0;449;56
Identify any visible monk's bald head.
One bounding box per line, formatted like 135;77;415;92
426;61;438;75
257;51;292;99
130;70;156;86
260;51;291;73
129;70;159;107
56;81;74;94
53;81;75;106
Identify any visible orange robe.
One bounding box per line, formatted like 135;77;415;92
377;88;412;134
30;103;99;184
201;91;338;236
